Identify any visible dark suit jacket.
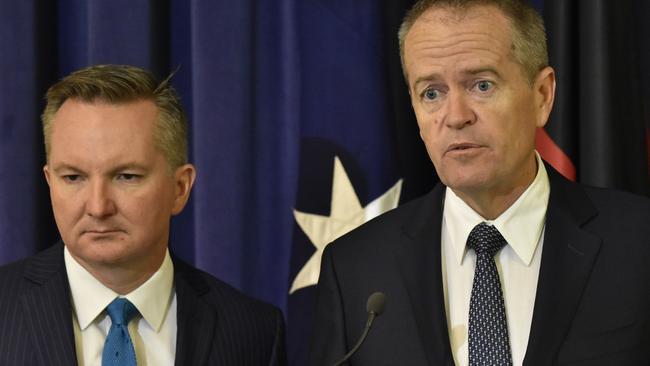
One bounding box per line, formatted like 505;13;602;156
0;243;287;366
309;166;650;365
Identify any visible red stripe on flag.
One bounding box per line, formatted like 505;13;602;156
535;127;576;181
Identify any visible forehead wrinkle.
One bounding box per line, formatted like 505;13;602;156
414;44;505;61
405;29;515;84
408;40;508;73
409;28;510;53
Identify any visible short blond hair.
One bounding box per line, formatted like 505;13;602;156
42;64;188;169
398;0;548;83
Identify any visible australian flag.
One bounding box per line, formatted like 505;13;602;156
285;0;435;364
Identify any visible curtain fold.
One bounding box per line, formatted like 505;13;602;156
543;0;649;194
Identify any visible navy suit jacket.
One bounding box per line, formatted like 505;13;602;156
309;166;650;365
0;244;287;366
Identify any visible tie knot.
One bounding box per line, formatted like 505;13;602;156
467;222;507;257
106;298;138;326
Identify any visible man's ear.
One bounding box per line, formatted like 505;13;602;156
171;164;196;215
534;66;556;128
43;165;52;187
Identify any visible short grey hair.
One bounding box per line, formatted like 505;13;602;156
398;0;548;84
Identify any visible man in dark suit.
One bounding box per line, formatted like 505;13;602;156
0;64;286;365
309;0;650;365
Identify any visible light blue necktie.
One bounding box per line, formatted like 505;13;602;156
102;298;138;366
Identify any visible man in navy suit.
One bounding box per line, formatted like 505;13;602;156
310;0;650;365
0;64;286;365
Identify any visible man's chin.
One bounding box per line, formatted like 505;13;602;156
68;241;133;267
439;170;492;193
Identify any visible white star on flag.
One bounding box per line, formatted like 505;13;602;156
289;156;402;294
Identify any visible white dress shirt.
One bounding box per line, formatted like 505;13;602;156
441;152;550;366
64;247;177;366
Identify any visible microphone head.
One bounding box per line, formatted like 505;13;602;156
366;292;386;316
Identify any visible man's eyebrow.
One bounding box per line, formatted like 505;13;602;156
412;73;443;89
112;162;146;170
51;164;83;174
51;162;148;175
412;67;501;86
110;163;148;174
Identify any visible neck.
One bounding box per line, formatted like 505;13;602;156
70;250;166;295
454;185;528;220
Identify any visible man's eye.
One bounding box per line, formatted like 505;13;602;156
423;88;439;101
62;175;82;183
475;80;493;92
117;173;141;182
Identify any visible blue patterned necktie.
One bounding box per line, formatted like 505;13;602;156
102;298;138;366
467;223;512;366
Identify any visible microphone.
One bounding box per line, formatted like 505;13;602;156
332;292;386;366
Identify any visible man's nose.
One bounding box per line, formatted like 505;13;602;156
443;92;476;129
85;180;117;218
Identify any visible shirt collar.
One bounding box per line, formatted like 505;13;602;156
64;247;174;332
443;152;550;266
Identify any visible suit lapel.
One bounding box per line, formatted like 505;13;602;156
21;244;78;366
173;259;218;366
523;167;601;365
393;184;454;366
18;245;223;365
